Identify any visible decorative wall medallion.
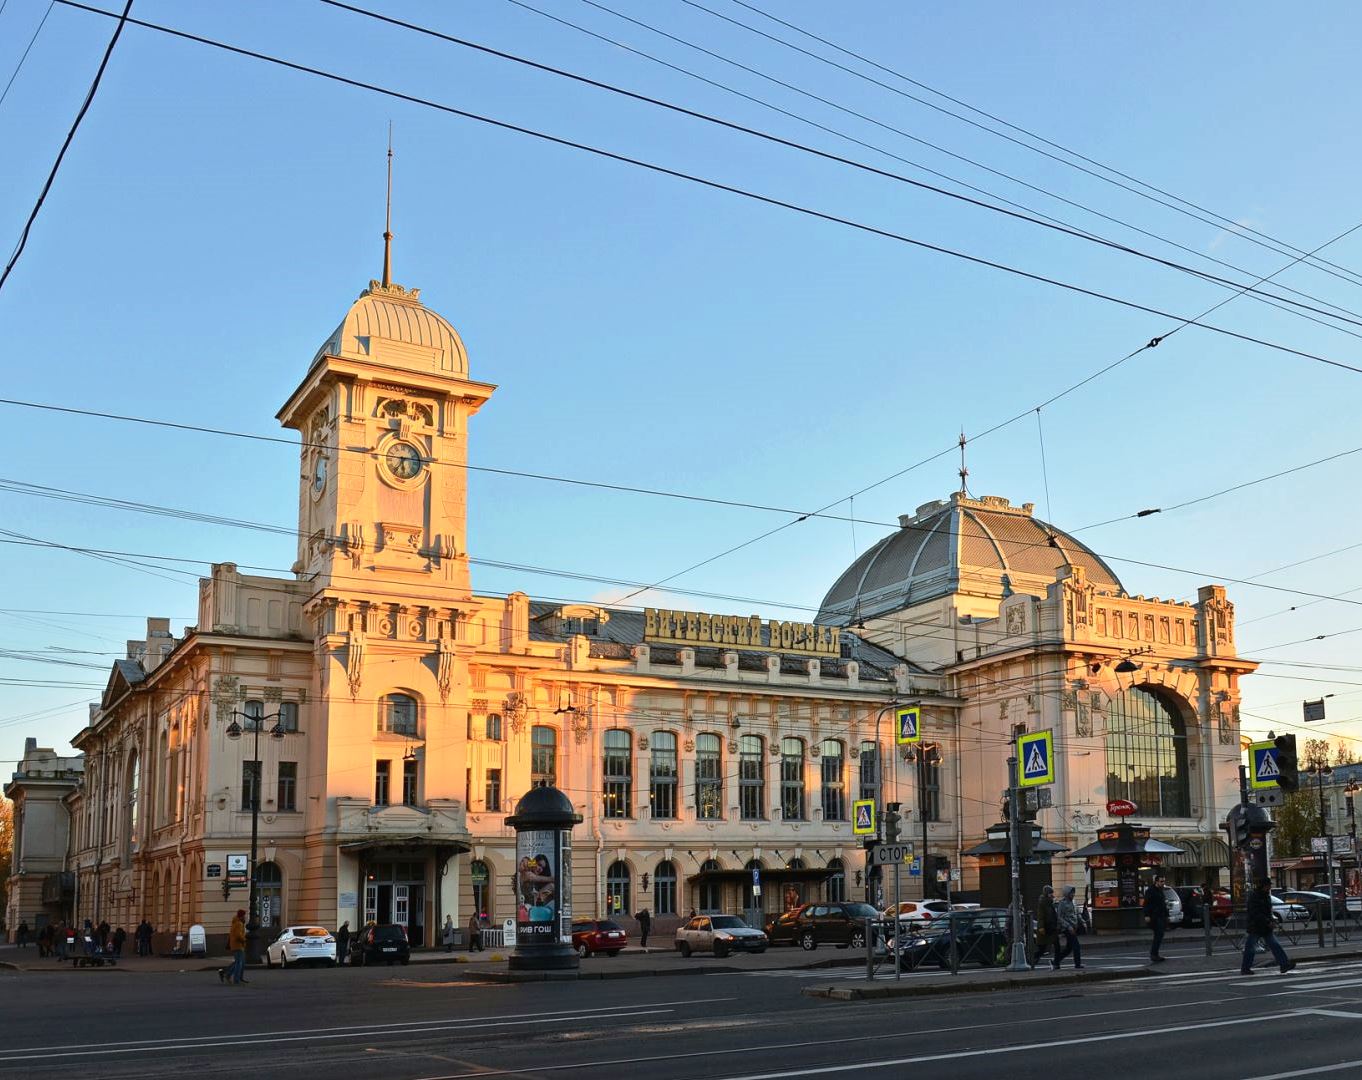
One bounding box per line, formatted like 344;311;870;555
727;740;739;754
1005;606;1025;635
408;619;425;639
377;616;395;638
809;744;821;759
638;736;650;751
683;737;695;752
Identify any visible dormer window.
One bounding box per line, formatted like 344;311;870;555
562;617;600;636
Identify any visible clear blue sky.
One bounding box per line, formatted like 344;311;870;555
2;0;1362;768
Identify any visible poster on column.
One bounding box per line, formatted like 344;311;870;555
516;829;563;945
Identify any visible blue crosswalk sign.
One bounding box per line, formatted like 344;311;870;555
852;799;877;836
1250;741;1280;789
1018;730;1055;787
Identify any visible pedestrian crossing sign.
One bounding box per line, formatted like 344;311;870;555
1018;730;1055;788
1249;740;1281;789
895;705;921;745
852;799;877;836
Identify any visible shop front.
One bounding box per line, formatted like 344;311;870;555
1069;822;1183;932
342;837;469;948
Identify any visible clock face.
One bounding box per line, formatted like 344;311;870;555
385;441;424;481
312;456;327;494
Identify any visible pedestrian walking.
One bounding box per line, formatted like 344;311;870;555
38;923;53;958
16;921;29;948
54;921;68;961
1242;877;1297;976
442;915;456;952
1035;886;1057;969
136;920;154;957
336;921;350;965
636;908;651;949
1054;885;1083;969
222;909;248;985
467;911;484;952
96;920;110;950
112;926;127;957
1144;873;1169;962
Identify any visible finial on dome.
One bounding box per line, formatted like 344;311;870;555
381;121;394;289
957;430;970;495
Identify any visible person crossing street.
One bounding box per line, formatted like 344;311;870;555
1143;874;1169;962
1242;877;1296;976
1053;885;1083;969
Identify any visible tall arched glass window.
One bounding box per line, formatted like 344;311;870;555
125;751;140;856
653;860;677;915
531;726;557;786
820;740;845;821
605;860;631;916
603;730;632;819
695;733;723;820
739;736;765;820
781;738;806;821
255;860;283;927
825;858;846;903
742;859;764;912
699;859;723;913
1104;686;1190;817
650;732;678;819
381;693;418;736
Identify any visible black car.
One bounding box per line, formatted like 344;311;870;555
350;923;410;966
892;908;1009;969
767;902;879;951
1174;887;1207;927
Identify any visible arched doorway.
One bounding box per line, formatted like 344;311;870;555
605;860;631;917
698;859;723;913
469;859;492;919
255;861;283;929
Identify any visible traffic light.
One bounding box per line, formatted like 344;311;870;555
884;802;902;843
1017;822;1035;858
1020;788;1040;822
1274;734;1299;793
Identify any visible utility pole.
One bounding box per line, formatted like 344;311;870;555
1006;754;1029;972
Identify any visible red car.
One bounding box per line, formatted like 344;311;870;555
570;919;628;958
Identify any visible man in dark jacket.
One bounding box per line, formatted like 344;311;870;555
1143;874;1169;962
636;908;652;949
1243;878;1295;975
1034;887;1058;969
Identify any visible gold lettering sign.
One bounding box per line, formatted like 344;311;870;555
643;607;840;658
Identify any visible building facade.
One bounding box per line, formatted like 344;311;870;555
50;264;1257;944
4;738;82;936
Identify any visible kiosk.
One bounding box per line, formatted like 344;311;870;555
1069;822;1183;932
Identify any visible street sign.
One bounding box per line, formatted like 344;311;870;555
852;799;877;836
1249;741;1281;789
206;864;222;879
1106;799;1138;817
895;705;921;745
1312;837;1352;854
226;853;248;881
1304;699;1327;722
907;857;921;876
871;843;915;866
751;867;761;886
1017;730;1055;788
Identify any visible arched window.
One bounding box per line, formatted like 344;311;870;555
743;859;764;913
696;733;723;820
739;735;765;820
1105;686;1190;817
699;858;723;913
820;740;845;820
486;713;503;741
653;860;677;915
781;738;806;821
650;732;678;819
605;860;631;916
380;693;418;736
602;730;632;819
243;699;265;731
470;859;491;918
826;858;846;902
531;726;557;785
125;750;140;857
255;861;283;927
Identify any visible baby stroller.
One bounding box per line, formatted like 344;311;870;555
73;931;117;968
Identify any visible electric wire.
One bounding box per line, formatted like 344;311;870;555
0;0;54;112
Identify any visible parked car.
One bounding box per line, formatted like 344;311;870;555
675;914;767;957
764;908;804;946
882;900;953;927
570;919;628;958
797;902;880;951
1162;887;1184;927
1174;887;1207;927
1276;889;1333;920
265;925;337;968
350;923;410;966
1209;888;1233;925
1271;896;1311;924
891;908;1009;969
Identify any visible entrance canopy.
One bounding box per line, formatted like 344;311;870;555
686;868;835;885
340;835;471;856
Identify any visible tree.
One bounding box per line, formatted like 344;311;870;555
1334;742;1359;767
0;797;11;928
1274;789;1316;858
1303;738;1332;770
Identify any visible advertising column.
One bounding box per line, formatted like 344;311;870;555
506;782;581;971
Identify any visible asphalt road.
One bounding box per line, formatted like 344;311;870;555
4;952;1362;1079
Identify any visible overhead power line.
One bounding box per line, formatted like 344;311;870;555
53;1;1362;376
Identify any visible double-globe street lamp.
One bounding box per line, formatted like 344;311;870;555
225;705;289;961
1305;761;1337;945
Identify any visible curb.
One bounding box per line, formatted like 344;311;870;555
803;967;1153;1000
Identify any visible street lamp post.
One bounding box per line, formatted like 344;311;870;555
225;707;287;961
1306;762;1336;947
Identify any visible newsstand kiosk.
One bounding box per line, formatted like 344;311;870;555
1069;821;1183;932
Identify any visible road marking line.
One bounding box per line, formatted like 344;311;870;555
1301;1008;1362;1018
1268;978;1362;995
711;1012;1307;1079
0;1007;684;1062
0;996;735;1055
1243;1056;1362;1079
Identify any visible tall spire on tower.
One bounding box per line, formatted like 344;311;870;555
957;429;970;495
381;121;393;289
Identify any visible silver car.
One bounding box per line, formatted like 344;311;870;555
675;914;768;958
1162;887;1184;927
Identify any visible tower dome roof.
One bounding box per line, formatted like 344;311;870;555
312;280;468;377
817;493;1123;625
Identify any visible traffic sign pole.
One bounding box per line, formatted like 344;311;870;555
1006;754;1029;972
893;857;902;981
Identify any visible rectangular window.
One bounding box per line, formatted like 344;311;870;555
858;741;880;804
486;713;503;741
243;699;265;732
277;761;297;812
241;761;261;812
485;768;502;812
739;737;765;820
602;731;632;819
402;759;419;806
695;734;723;820
531;726;557;786
820;743;845;821
922;765;941;822
650;733;678;820
277;702;299;733
781;740;805;822
374;760;391;807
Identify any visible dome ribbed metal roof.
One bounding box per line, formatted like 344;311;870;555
312;282;468;375
817;493;1123;625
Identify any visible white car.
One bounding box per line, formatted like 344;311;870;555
883;900;952;927
1271;897;1311;924
675;914;768;958
265;925;337;968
